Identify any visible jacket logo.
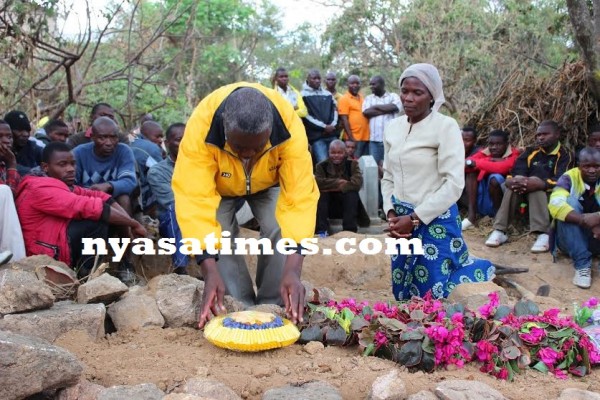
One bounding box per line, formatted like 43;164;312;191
269;166;277;171
221;172;232;178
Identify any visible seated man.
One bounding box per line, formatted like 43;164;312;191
130;120;164;215
35;119;70;146
587;124;600;150
16;142;146;279
549;147;600;289
147;123;188;274
344;139;357;160
462;129;520;229
68;103;128;148
4;110;43;175
315;140;363;236
73;116;139;282
0;119;26;261
486;120;574;252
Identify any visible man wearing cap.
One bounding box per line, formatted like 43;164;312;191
4;110;43;175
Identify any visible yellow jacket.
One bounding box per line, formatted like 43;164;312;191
172;82;318;249
273;84;308;118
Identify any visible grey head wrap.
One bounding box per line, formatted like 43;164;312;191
398;63;445;112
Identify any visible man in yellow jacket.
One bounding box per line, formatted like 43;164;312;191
173;83;319;328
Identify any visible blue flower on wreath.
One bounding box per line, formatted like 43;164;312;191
459;275;472;283
415;264;429;283
459;251;469;264
423;244;439;260
450;238;464;253
487;265;496;279
463;256;475;266
392;269;404;284
432;282;444;298
446;281;457;293
404;271;414;285
429;224;447;239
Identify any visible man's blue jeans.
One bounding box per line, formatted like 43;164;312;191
556;196;600;270
368;141;384;166
158;205;189;269
311;136;336;164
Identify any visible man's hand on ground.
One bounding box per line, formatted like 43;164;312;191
280;253;305;325
198;258;226;329
131;222;148;238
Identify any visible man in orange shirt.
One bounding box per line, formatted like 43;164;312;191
338;75;370;158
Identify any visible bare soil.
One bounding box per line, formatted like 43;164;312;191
56;226;600;399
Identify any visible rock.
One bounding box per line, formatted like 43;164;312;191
277;365;291;376
303;341;325;355
302;280;335;303
77;273;128;304
248;303;286;318
98;383;164;400
224;295;246;312
0;268;55;314
149;274;204;327
181;378;241;400
262;381;342;400
407;391;437;400
107;293;164;331
435;380;507;400
558;388;600;400
0;301;105;342
0;330;83;400
533;295;564;312
369;369;407;400
447;282;508;311
8;254;71;272
164;395;215;400
57;379;105;400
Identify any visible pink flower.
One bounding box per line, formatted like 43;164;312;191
374;330;388;348
496;367;509;380
554;369;568;379
476;340;498;362
479;292;499;318
538;347;559;366
519;327;546;345
425;325;449;342
583;297;599;308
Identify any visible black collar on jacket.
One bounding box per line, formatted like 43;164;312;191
205;88;292;149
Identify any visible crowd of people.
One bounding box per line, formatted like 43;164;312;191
0;63;598;327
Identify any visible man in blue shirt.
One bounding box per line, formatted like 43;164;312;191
130;121;164;215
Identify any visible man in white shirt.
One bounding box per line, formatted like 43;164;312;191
362;76;403;165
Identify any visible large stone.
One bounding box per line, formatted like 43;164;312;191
358;155;379;220
7;254;71;272
447;282;508;311
0;330;83;400
107;293;164;331
0;268;55;314
224;295;246;312
57;379;105;400
164;395;216;400
407;391;437;400
558;388;600;400
149;274;204;327
98;383;164;400
77;273;128;304
302;280;335;304
368;369;407;400
262;381;343;400
181;378;241;400
435;380;507;400
0;301;105;342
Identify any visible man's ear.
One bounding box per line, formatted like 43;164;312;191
41;162;49;173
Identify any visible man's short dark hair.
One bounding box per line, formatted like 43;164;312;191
539;120;560;133
42;141;72;163
222;88;272;136
578;146;600;161
90;103;113;118
461;126;477;138
489;129;509;142
43;119;68;135
166;123;186;140
91;116;118;136
589;124;600;135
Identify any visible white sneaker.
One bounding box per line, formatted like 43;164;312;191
0;250;12;266
531;233;550;253
461;218;474;231
485;230;508;247
573;268;592;289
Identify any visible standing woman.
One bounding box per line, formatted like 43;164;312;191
382;64;494;300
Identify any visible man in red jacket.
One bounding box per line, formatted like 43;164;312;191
462;129;520;229
16;142;147;279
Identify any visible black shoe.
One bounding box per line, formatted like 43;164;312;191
0;251;13;266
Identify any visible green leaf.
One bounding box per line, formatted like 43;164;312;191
379;318;407;332
400;329;424;341
325;324;347;346
299;325;323;343
364;343;375;357
398;340;423;367
502;346;521;360
494;305;512;320
410;310;426;321
547;328;574;339
350;316;369;332
532;361;549;373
